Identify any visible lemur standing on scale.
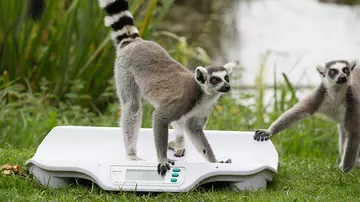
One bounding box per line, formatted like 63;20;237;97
98;0;234;176
254;60;360;172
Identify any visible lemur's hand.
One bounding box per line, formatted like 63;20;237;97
217;158;232;163
157;158;175;176
254;129;272;141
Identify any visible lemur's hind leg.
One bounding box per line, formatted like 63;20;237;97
338;124;346;163
118;71;143;161
339;132;360;172
168;117;186;157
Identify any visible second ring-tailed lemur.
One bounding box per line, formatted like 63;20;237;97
254;59;360;172
98;0;234;176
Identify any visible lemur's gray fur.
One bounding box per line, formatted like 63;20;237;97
254;59;360;172
98;0;234;176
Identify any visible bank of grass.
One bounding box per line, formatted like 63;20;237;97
1;83;360;201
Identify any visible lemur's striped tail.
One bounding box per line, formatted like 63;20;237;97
98;0;139;47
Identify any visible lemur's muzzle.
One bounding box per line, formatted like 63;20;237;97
337;75;347;84
219;83;230;92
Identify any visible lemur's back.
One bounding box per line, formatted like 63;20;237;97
117;39;191;75
116;39;198;107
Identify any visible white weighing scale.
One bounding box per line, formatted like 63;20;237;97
25;126;278;192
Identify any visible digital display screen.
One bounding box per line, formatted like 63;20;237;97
126;170;164;181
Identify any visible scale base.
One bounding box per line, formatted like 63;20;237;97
28;164;273;191
25;126;278;192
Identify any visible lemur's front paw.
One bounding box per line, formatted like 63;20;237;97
157;158;175;176
217;158;232;163
254;129;272;141
168;140;186;157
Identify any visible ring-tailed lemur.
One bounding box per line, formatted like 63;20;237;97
98;0;234;176
254;59;360;172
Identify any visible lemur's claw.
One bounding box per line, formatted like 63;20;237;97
174;149;185;157
254;130;272;142
157;158;175;176
168;140;186;157
218;158;232;163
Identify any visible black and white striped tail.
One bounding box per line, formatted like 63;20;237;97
99;0;139;47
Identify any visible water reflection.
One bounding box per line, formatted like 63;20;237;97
222;0;360;88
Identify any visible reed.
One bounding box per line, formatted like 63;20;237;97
0;0;192;110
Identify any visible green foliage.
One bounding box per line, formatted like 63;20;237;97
254;51;269;125
155;31;212;68
0;0;189;110
1;0;112;109
0;0;215;112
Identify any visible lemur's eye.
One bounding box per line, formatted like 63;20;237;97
343;67;350;74
224;75;229;82
209;77;221;85
329;69;338;77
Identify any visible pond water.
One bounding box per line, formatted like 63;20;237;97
221;0;360;89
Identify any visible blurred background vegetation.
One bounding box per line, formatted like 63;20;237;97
0;0;241;147
0;0;238;112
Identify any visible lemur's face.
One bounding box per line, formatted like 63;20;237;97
195;62;237;95
316;60;357;88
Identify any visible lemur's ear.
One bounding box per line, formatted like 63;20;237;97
349;60;358;71
195;66;208;84
316;64;326;77
223;61;237;74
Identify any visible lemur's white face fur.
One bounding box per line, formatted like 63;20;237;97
316;60;357;88
195;62;236;95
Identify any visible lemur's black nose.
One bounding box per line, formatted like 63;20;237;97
337;75;347;84
219;83;230;92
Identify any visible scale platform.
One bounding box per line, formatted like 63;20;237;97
25;126;278;192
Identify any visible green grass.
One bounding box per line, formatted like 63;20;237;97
2;149;360;201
